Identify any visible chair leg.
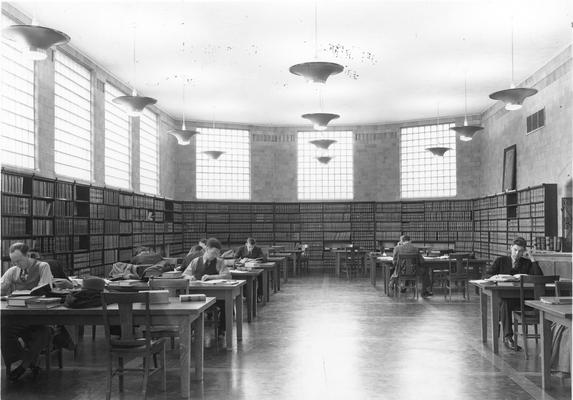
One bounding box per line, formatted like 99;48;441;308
118;357;124;392
106;355;113;400
161;345;167;392
142;356;150;400
534;324;539;344
92;325;96;341
57;348;63;369
524;324;529;360
170;336;175;350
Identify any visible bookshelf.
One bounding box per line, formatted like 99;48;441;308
1;169;559;274
1;168;183;276
472;184;557;259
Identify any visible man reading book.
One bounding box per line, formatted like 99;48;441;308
488;236;543;351
235;237;266;302
0;242;54;382
183;238;231;336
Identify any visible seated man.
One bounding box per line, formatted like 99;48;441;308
1;242;53;382
392;234;431;297
182;238;231;336
235;237;266;301
489;236;542;351
178;245;204;271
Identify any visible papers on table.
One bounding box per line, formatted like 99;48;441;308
540;296;573;305
190;279;240;285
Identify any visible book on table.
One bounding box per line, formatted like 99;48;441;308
7;295;41;307
10;283;53;297
25;297;62;309
191;279;239;285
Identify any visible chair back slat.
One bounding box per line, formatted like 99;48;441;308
396;253;421;277
519;275;560;313
555;280;573;296
101;292;152;351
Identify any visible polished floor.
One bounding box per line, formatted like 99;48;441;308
1;274;571;400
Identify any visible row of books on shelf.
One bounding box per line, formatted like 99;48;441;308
1;195;29;215
2;175;28;195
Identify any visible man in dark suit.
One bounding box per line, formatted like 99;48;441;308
392;234;431;297
489;236;543;351
235;238;266;302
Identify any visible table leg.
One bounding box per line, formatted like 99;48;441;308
540;311;551;390
225;293;233;349
179;316;191;397
236;288;243;342
253;277;258;318
293;254;297;277
480;290;488;343
384;262;391;296
371;258;376;286
283;258;288;283
491;292;500;354
263;270;269;303
335;253;340;277
192;313;204;381
245;278;253;323
276;265;280;291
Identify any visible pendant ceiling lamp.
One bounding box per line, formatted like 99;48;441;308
489;25;537;110
426;103;451;157
2;19;70;61
113;24;156;117
317;156;332;164
203;150;224;160
309;139;337;149
289;4;343;84
451;76;483;142
302;113;339;131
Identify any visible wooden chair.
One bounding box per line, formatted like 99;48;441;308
393;253;422;299
512;275;560;360
148;278;189;349
555;280;572;296
101;292;166;400
340;247;360;280
446;253;471;301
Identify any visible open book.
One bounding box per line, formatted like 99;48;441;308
10;283;52;297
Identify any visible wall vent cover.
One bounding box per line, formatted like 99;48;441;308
526;108;545;134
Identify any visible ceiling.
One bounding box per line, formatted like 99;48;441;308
7;0;573;127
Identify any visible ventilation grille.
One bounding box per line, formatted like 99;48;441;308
526;108;545;134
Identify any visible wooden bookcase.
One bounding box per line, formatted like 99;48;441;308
1;168;559;274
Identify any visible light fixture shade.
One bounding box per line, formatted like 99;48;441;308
203;151;224;160
309;139;337;150
317;156;332;164
426;147;451;157
489;87;537;111
2;24;70;60
112;95;157;117
451;125;484;141
289;62;344;84
302;113;340;131
168;128;199;145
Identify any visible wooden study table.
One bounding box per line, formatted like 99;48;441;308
269;252;299;280
267;255;289;282
332;248;368;277
254;261;279;294
0;297;215;398
469;281;555;354
375;256;489;293
525;299;572;390
187;280;245;349
230;269;263;322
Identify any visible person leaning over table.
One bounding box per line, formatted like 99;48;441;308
488;236;543;351
182;237;231;336
235;237;266;302
392;234;432;297
178;244;205;271
0;242;54;382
